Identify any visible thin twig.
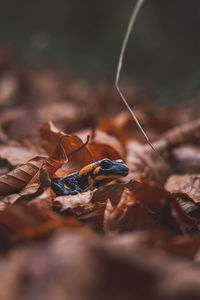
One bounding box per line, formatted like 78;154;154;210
115;0;159;155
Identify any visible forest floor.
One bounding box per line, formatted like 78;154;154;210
0;57;200;300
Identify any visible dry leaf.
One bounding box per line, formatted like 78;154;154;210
98;118;127;145
0;143;40;166
0;155;65;196
36;101;77;124
89;129;124;159
53;190;106;231
92;182;126;206
165;174;200;203
1;108;42;140
126;118;200;185
40;121;93;172
87;143;121;161
171;145;200;174
53;190;94;211
28;187;53;210
0;158;12;176
0;167;51;209
127;180;197;233
104;186;163;234
2;232;200;300
0;203;91;249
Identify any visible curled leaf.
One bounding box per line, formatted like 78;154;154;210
0;167;51;209
87;143;121;161
0;155;65;196
89;129;124;159
40;121;93;173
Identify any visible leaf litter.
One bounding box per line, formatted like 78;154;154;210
0;65;199;299
0;33;200;300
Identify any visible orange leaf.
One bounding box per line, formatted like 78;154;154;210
87;143;121;161
40;121;93;173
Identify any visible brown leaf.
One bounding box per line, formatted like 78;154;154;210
0;73;18;107
126;140;171;185
21;67;65;105
165;174;200;203
98;118;127;145
0;203;91;249
40;121;93;172
103;189;135;233
143;231;200;259
104;188;159;234
53;190;107;231
0;155;64;196
162;235;200;259
2;231;200;300
0;143;40;166
36;101;77;125
18;132;46;156
127;179;197;232
0;125;8;143
0;108;42;140
89;129;125;159
171;145;200;174
0;194;19;211
75;128;125;161
87;143;121;161
53;190;94;211
114;109;171;143
0;184;39;211
77;202;106;231
173;194;198;215
126;118;200;185
60;135;93;173
27;187;53;210
155;118;200;150
39;121;64;155
0;158;12;176
114;110;150;142
0;167;51;209
127;180;170;214
103;199;114;232
92;182;126;206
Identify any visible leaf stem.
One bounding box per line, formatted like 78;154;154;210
115;0;159;155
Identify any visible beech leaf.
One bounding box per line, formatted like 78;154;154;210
0;155;65;196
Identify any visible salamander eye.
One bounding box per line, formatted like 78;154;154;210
100;159;112;169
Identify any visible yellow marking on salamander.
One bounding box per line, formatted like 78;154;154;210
64;184;70;190
79;163;97;176
93;167;100;175
95;174;121;181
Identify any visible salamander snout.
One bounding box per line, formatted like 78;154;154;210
96;159;129;177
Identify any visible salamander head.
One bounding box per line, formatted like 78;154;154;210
79;158;129;188
94;158;129;176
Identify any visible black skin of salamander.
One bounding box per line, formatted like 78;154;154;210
51;159;129;197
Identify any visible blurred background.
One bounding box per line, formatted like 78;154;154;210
0;0;200;106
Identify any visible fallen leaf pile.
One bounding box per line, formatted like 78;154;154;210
0;59;200;300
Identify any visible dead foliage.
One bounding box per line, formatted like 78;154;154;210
0;62;199;300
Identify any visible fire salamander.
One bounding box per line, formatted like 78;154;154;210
51;159;129;196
